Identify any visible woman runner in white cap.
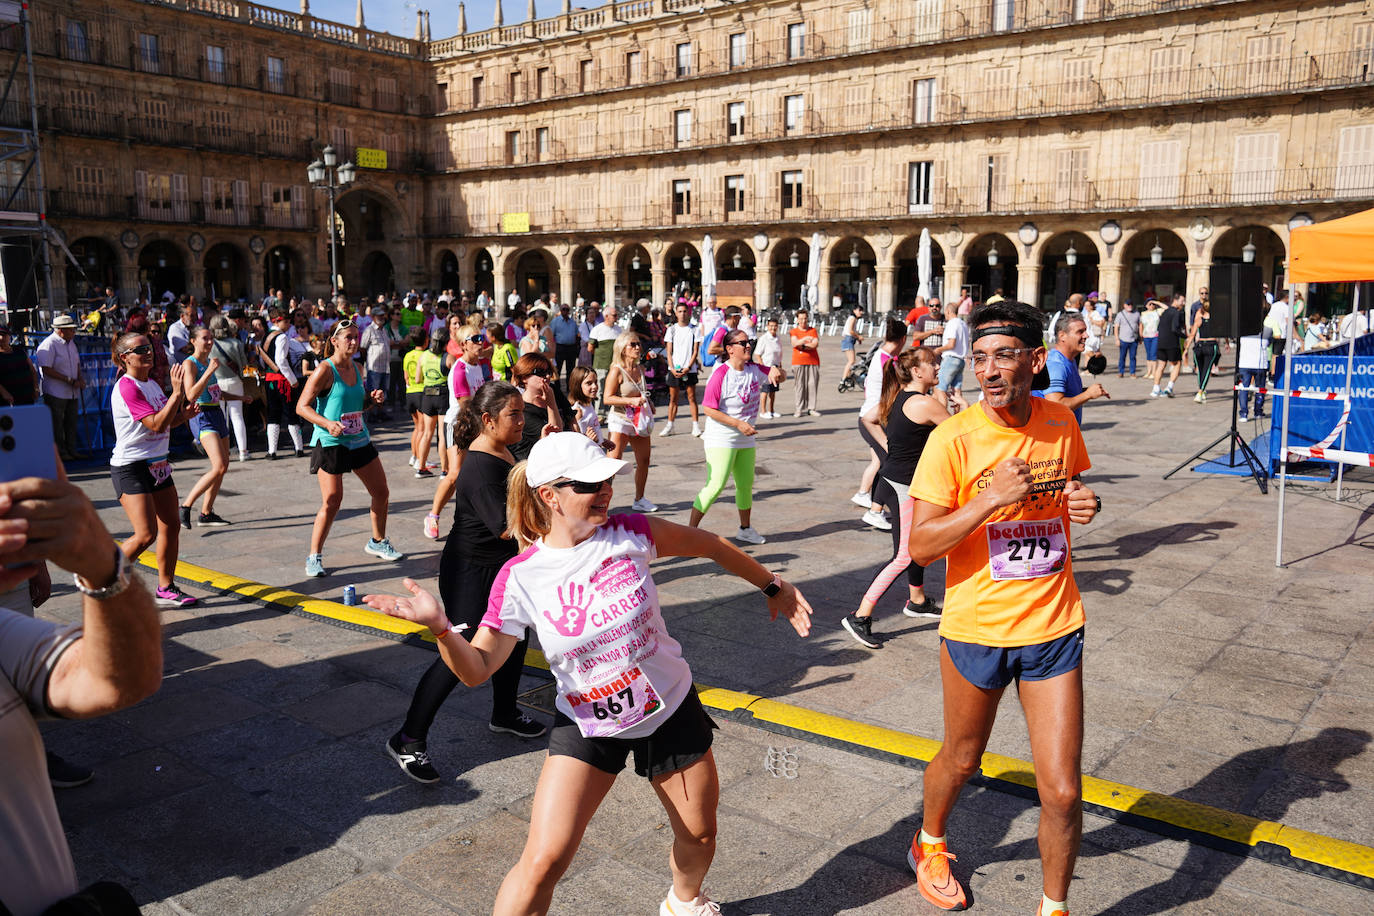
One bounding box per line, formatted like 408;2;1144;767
365;432;813;916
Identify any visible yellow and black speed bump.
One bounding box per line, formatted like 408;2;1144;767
141;553;1374;891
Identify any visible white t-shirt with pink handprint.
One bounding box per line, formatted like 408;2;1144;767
482;514;692;739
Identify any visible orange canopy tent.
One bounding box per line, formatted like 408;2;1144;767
1289;207;1374;283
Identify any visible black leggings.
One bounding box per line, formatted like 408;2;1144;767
1193;340;1220;393
402;554;529;739
857;419;896;511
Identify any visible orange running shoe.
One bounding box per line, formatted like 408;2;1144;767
1036;904;1068;916
907;833;968;911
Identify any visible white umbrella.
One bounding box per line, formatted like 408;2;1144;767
804;232;823;308
700;234;716;301
917;228;933;302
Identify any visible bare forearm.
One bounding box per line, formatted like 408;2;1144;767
49;577;162;718
909;493;999;566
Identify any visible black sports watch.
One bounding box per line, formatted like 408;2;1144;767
761;574;783;598
1094;495;1102;513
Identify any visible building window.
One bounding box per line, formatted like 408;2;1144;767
913;77;937;123
579;58;593;92
141;98;170;137
1072;0;1090;20
330;126;353;159
786;23;805;60
1149;46;1188;97
1233;132;1279;202
207;108;232;144
908;161;933;213
847;8;872;51
672;179;691;216
992;0;1015;32
781;170;803;209
843;84;869;125
467;128;486;165
379;132;401;168
376;76;399;111
725;174;744;213
727;101;746;138
674;109;692;146
536;67;550;98
1138;140;1181;206
137;33;160;73
1061;59;1092;105
982;153;1010;210
729;32;747;68
142;172;173;218
536;127;550;159
983;66;1014;112
328;67;352;104
783;94;804;133
266;56;286;93
914;0;943;41
73;165;104;204
675;42;693;77
206;177;233;223
509;70;524;101
65;21;90;61
625;51;642;85
470;75;483;106
205;45;226;83
1245;35;1285;90
506;130;521;164
269;184;294;226
1336;124;1374;196
267;117;291;155
1354;24;1374;81
623;111;643;148
1054;147;1090;207
623;180;644;222
577;116;596;153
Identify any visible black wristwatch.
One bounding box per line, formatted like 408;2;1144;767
761;574;783;598
1094;495;1102;513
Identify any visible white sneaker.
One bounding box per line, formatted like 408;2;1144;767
850;491;872;509
808;409;821;416
659;421;674;437
861;509;892;531
631;498;659;512
408;455;418;468
238;451;250;463
691;422;703;437
660;890;722;916
734;526;766;545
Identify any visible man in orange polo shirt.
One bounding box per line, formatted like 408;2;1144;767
906;299;1099;916
789;308;821;417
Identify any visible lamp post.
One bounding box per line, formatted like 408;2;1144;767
307;144;356;298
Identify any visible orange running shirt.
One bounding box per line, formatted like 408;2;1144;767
908;397;1090;647
790;326;821;366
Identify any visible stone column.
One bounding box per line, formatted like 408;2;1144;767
754;263;774;315
493;269;509;317
651;266;668;310
876;265;896;315
1185;261;1211;307
816;262;833;314
458;256;475;297
942;262;966;305
1016;263;1039;312
559;266;576;305
1096;263;1124;308
189;264;207;302
602;266;618;309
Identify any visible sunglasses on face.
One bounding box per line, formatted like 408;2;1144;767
465;334;484;343
626;341;642;348
726;339;753;349
120;343;154;356
553;478;611;494
528;368;552;379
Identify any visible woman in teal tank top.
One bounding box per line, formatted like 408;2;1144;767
296;321;404;578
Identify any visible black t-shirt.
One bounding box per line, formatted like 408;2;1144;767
0;348;36;404
511;401;553;462
1155;307;1184;347
448;450;518;567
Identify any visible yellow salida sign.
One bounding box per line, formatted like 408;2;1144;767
355;147;388;170
500;212;531;233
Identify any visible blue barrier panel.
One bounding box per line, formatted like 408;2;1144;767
1271;335;1374;469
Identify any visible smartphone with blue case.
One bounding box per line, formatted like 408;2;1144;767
0;404;60;483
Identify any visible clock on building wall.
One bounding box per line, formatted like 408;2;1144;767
1098;221;1122;246
249;236;266;255
187;232;205;253
120;230;140;251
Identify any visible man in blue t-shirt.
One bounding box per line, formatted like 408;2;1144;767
1042;314;1109;424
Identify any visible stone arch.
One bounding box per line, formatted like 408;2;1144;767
962;231;1018;301
66;236;121;303
1120;228;1189;305
1036;230;1101;313
203;241;251;302
138;238;190;300
892;232;948;307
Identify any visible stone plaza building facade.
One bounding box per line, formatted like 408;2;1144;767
28;0;1374;313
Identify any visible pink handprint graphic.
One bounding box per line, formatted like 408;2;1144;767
546;581;594;638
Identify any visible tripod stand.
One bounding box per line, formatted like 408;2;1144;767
1163;338;1269;494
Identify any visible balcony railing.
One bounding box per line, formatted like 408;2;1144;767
448;167;1374;239
45;104;320;161
48;189;319;231
443;49;1374;174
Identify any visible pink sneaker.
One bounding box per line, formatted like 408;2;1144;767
155;584;198;608
423;513;440;539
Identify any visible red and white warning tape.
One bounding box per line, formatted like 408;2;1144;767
1286;445;1374;466
1232;386;1347;400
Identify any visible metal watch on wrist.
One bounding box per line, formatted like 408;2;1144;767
761;574;783;598
72;546;132;600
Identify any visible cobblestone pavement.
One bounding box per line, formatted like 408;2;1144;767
32;355;1374;914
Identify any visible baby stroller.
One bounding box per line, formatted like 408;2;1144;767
838;340;883;393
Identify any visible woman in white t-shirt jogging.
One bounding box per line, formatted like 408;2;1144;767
365;432;812;916
687;328;785;545
108;331;202;607
850;319;908;532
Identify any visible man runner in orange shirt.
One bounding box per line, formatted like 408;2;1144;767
906;299;1099;916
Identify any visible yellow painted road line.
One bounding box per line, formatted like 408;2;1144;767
139;551;1374;888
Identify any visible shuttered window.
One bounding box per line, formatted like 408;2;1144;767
1232;133;1280;202
1138;140;1181;206
1336;124;1374;196
1149;47;1188;97
1054;148;1090;207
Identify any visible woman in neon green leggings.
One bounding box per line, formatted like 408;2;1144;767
687;328;786;545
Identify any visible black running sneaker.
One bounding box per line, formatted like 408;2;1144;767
179;505;192;530
488;713;547;738
386;732;440;784
902;598;942;619
841;612;881;648
198;512;231;527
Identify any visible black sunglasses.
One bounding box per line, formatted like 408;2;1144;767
120;343;154;356
528;368;552;379
553;478;611;494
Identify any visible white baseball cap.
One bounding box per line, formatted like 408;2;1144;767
526;432;628;487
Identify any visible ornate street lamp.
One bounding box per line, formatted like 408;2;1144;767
849;245;860;268
789;246;800;268
732;247;742;269
1150;236;1164;266
986;241;999;267
1064;243;1078;267
682;253;692;270
1242;234;1257;263
586;253;596;271
308;143;357;297
631;253;641;271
